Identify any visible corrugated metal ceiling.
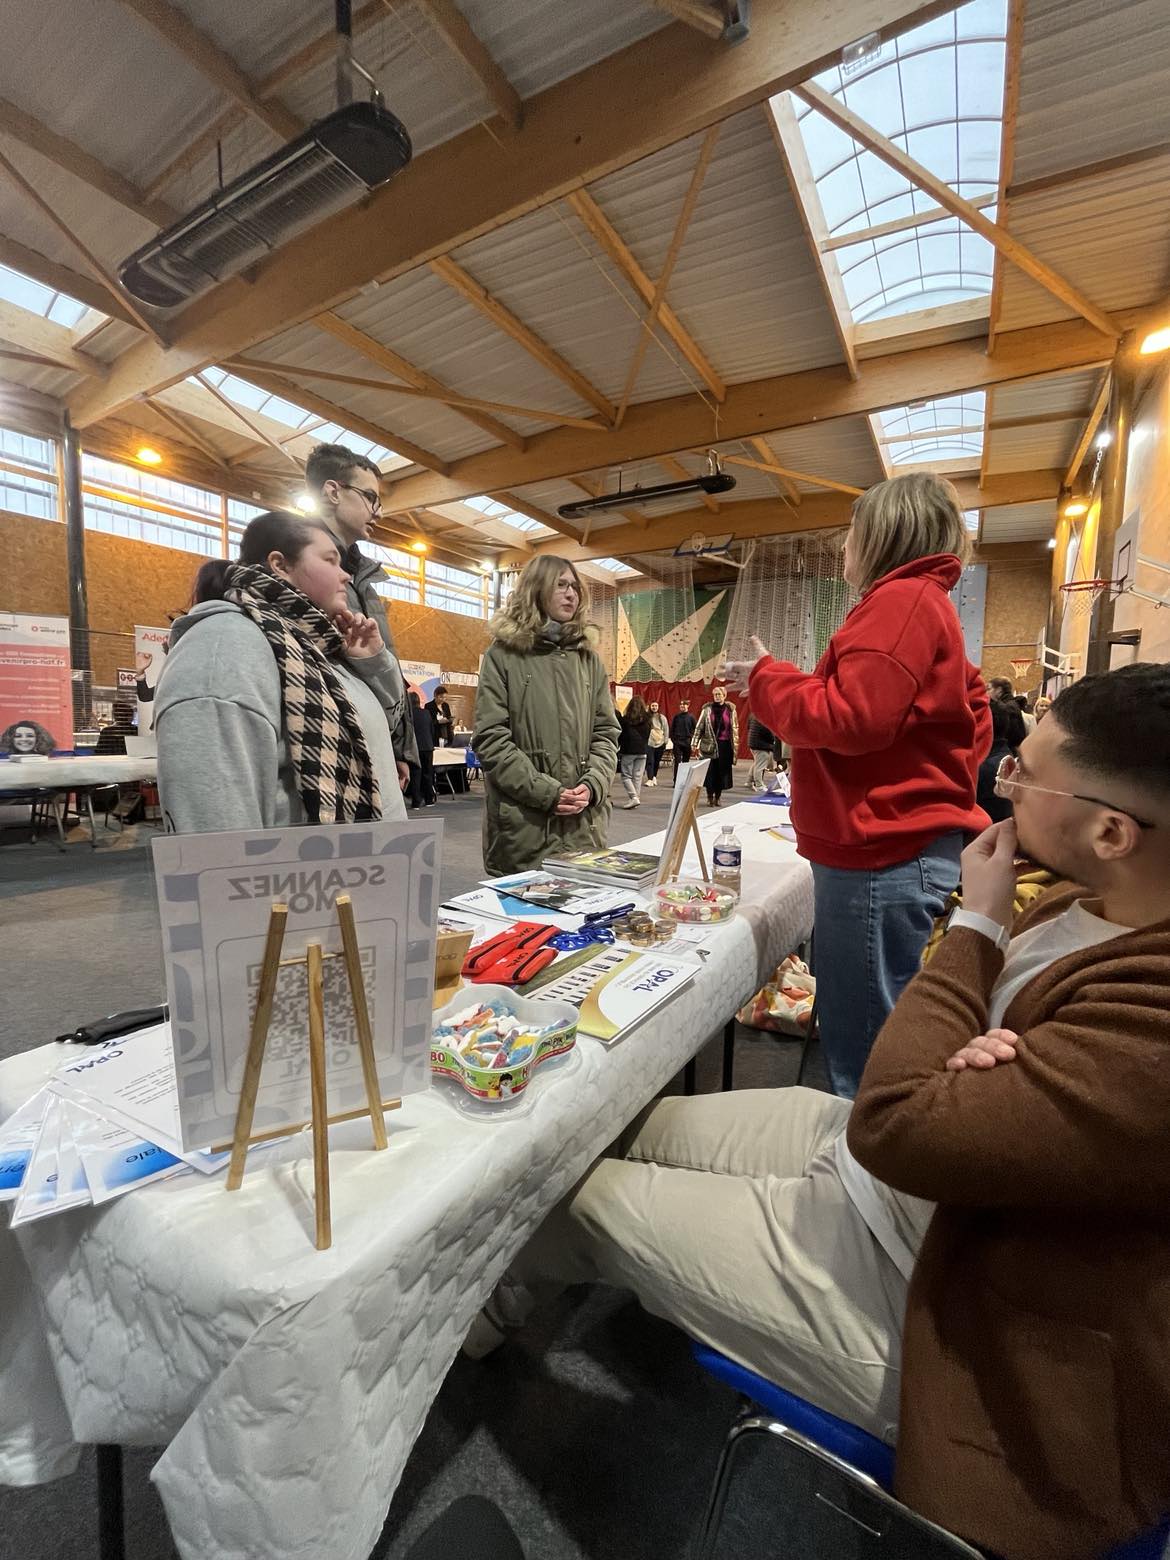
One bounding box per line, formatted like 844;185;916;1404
980;500;1055;543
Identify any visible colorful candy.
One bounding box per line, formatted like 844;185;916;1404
653;880;738;924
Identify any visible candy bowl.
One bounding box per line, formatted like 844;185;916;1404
430;984;579;1115
653;879;738;924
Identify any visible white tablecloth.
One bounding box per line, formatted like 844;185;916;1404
430;748;468;768
0;807;811;1560
0;755;157;791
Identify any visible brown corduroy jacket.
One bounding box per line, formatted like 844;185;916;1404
848;884;1170;1560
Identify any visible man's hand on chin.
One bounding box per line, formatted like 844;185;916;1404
960;819;1018;931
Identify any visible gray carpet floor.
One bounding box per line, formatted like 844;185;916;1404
0;771;826;1559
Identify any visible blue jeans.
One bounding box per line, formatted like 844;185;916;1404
810;832;963;1099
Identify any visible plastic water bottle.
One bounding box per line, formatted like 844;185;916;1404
712;825;742;895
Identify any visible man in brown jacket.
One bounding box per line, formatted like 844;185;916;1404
470;663;1170;1560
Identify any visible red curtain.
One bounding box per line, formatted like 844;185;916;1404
624;679;751;758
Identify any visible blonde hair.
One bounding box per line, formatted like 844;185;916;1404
849;473;971;593
492;555;591;648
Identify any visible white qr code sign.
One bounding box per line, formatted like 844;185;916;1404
152;820;441;1150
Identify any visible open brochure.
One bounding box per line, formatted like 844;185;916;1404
528;948;695;1048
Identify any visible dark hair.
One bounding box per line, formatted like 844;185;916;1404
987;676;1014;700
625;695;648;725
409;691;421;709
192;512;332;602
305;442;380;494
990;697;1025;750
0;718;57;754
1051;663;1170;803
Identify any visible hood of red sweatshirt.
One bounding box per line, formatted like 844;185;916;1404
864;552;964;596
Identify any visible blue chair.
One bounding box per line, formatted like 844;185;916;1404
692;1343;1170;1560
465;746;483;784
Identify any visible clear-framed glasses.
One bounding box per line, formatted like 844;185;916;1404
340;482;381;516
994;754;1154;829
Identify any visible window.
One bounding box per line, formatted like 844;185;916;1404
873;391;986;469
462;494;554;537
590;557;639;575
195;367;403;468
82;454;224;556
0;425;57;519
424;559;488;619
790;0;1008;324
0;264;99;330
226;497;266;552
367;541;422;605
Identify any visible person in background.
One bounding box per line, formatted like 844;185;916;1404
1033;693;1053;720
692;686;739;807
304;442;416;797
408;690;436;809
94;698;137;756
428;684;455;746
747;712;776;791
473;555;619;875
976;697;1017;824
987;675;1015;704
669;700;695;785
617;695;651;809
0;718;57;755
644;701;668;787
155;511;407;832
725;473;991;1097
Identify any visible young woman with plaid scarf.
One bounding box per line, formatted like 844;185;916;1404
155;511;409;833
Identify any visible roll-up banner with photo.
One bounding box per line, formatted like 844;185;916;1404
134;625;170;733
0;613;72;755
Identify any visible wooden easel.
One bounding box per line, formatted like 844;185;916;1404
656;781;711;885
223;893;398;1250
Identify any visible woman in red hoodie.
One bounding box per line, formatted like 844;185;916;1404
726;473;991;1097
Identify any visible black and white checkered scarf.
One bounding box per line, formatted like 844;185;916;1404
224;563;381;823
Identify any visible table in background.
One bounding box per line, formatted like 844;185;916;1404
0;755;159;847
0;819;812;1560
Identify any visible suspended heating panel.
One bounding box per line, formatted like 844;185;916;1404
120;103;412;309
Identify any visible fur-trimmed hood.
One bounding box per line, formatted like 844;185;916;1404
488;612;597;653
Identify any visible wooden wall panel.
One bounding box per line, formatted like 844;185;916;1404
977;544;1052;690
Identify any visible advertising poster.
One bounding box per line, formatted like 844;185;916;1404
0;613;72;755
400;658;442;705
134;624;170;732
152;819;441;1148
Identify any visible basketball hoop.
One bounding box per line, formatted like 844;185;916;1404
1059;578;1113;619
1008;657;1033;682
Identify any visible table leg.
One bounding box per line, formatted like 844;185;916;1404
721;1017;735;1092
96;1444;125;1560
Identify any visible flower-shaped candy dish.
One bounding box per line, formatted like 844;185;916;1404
430;984;578;1108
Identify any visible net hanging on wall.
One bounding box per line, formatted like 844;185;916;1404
586;576;620;682
723;531;854;671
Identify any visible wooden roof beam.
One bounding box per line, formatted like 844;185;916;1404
765;97;858;379
566;188;727;401
748;436;802;505
0;98;174;226
0;236;138;329
113;0;303;140
986;0;1026;354
484;488;581;544
66;1;985;425
649;1;725;40
794;81;1120;341
0;300;106;378
377;312;1124;512
711;448;864;495
142;0;393;200
228;366;451;476
415;0;523;130
1062;371;1112;489
820;195;997;252
315;311;524;449
428;255;617;424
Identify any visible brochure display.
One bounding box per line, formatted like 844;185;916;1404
153;821;441;1248
655;759;710;885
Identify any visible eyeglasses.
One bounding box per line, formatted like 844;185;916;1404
994;754;1154;829
339;482;381;515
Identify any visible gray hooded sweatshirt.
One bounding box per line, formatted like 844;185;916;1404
155;600;407;834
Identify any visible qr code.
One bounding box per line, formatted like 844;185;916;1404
247;945;377;1079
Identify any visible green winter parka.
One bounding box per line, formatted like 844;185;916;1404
473;618;620;876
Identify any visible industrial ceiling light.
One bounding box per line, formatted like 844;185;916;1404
135;446;163;466
1139;326;1170;355
410;540;428;554
118;2;411;310
556;452;735;520
293;492;317;514
1063;499;1089;517
1094;430;1112;450
1046;537;1057;550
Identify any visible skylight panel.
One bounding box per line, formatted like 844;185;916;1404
592;557;637;574
190;370;402;468
0;264;105;335
789;0;1008;325
875;391;986;468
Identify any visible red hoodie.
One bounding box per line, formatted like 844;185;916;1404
748;554;991;869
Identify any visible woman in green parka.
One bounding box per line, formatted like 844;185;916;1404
473;555;620;876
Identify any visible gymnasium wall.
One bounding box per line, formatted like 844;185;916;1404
1113;363;1170;663
0;510;491;686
